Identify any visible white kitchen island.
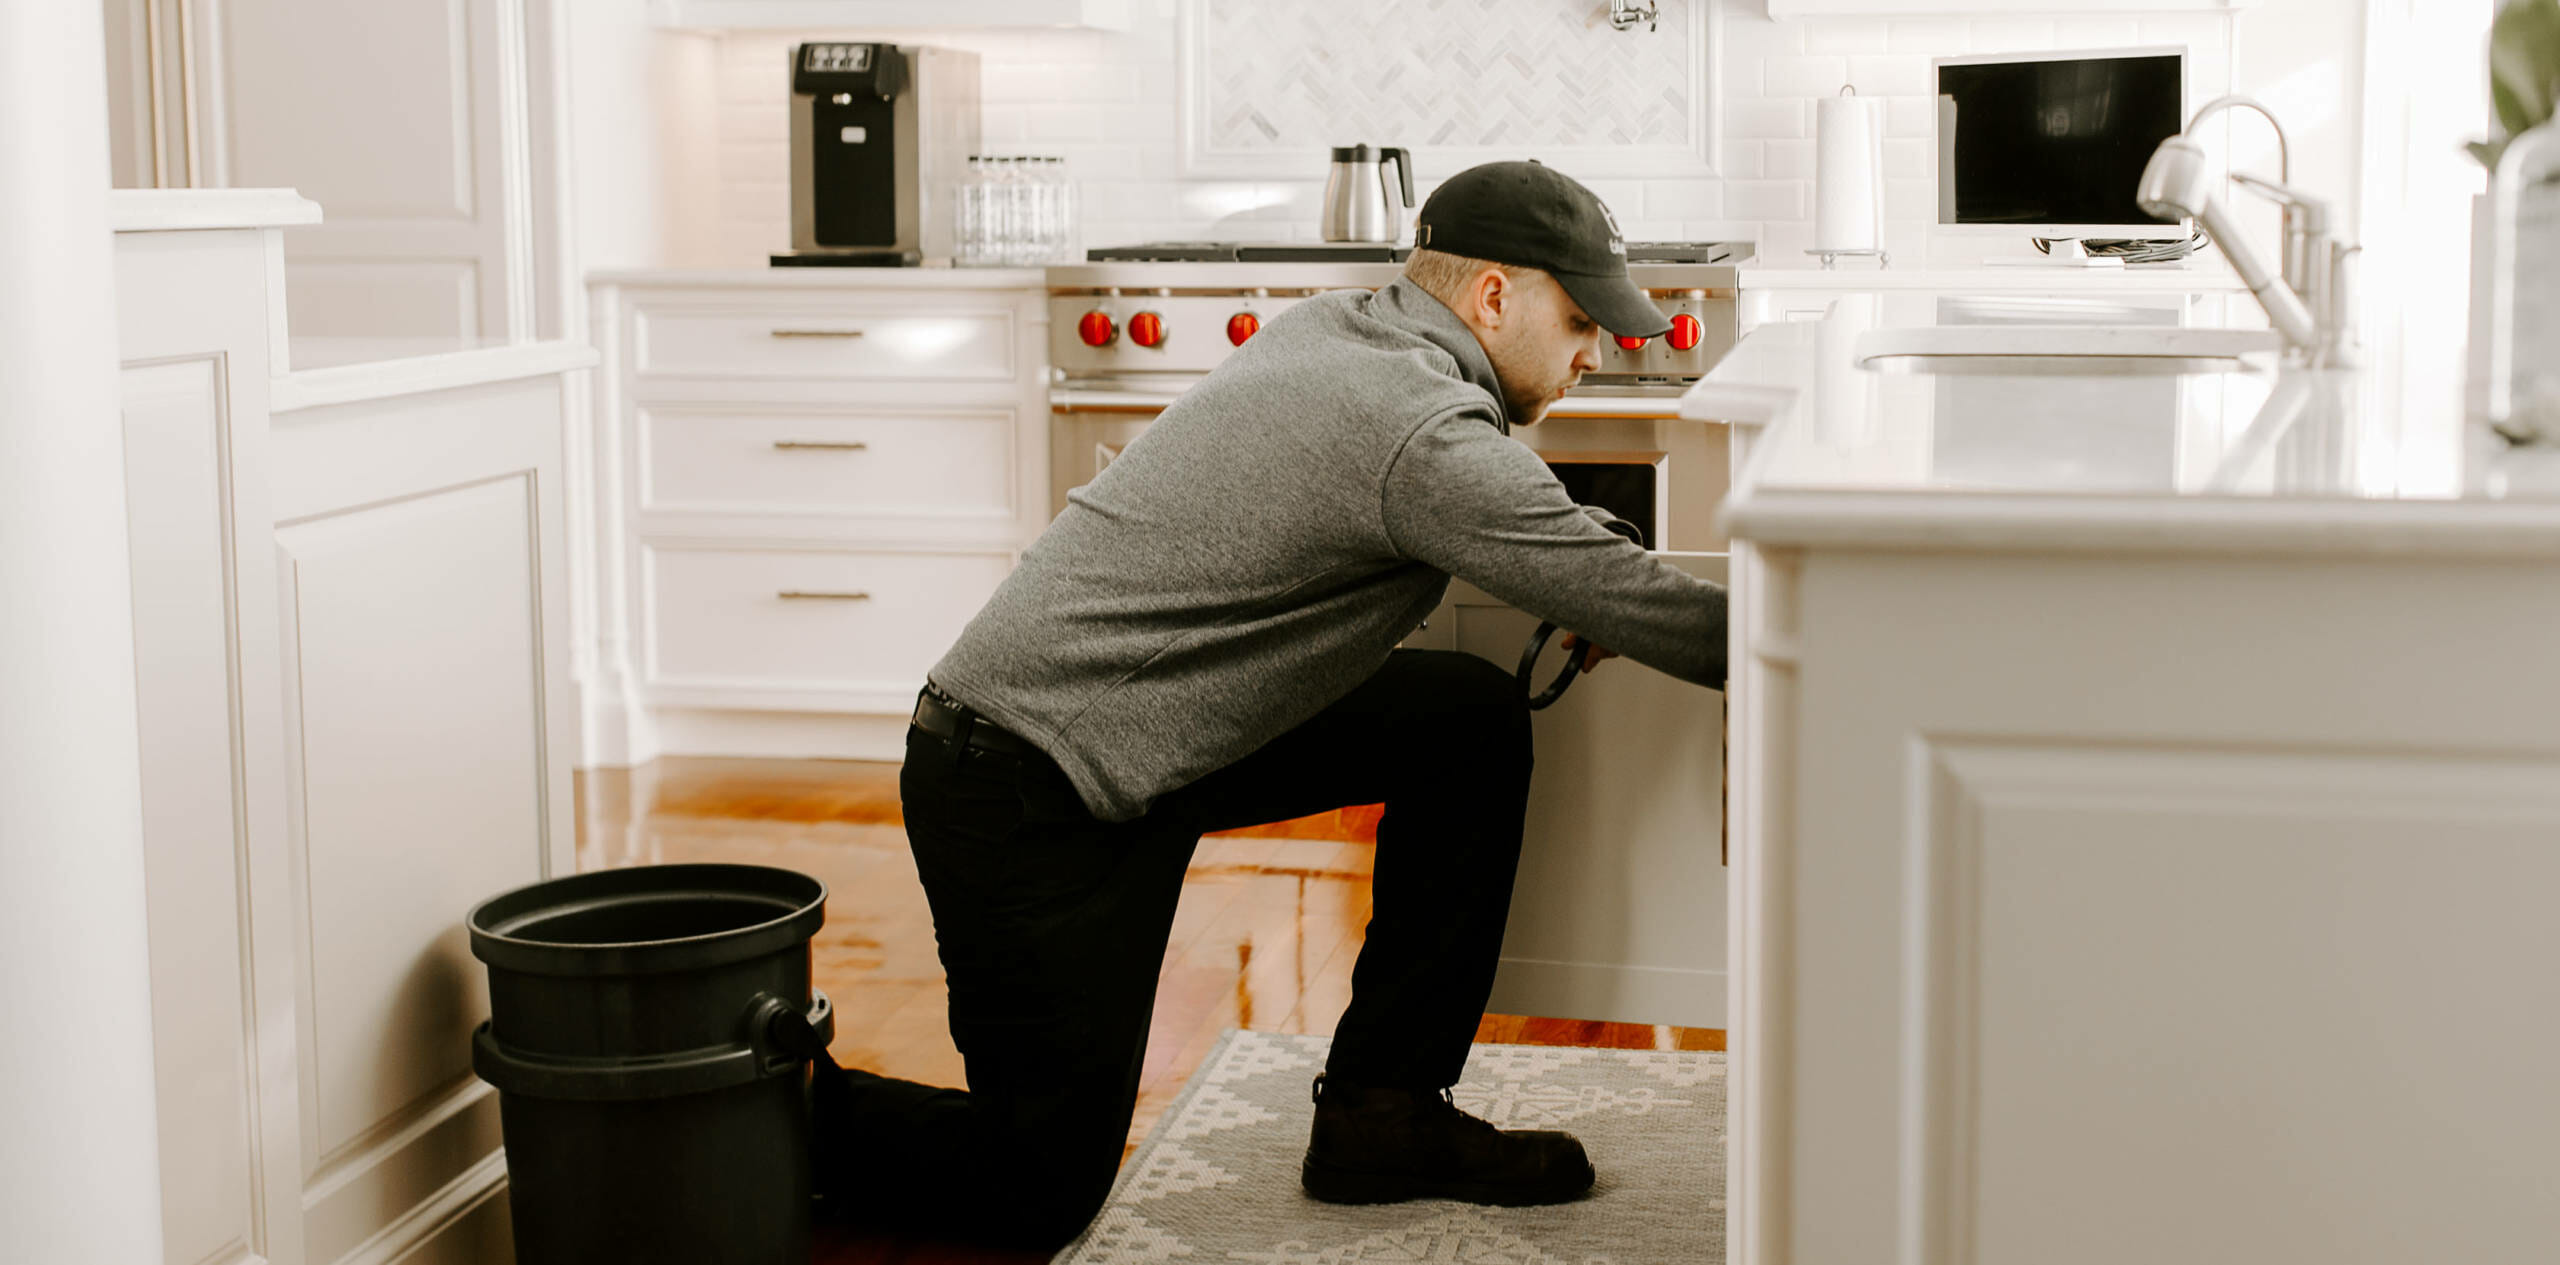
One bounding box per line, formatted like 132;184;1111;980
1691;306;2560;1265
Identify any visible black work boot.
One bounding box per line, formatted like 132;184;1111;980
1300;1073;1596;1206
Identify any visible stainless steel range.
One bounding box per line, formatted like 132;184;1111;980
1048;240;1749;391
1044;240;1753;550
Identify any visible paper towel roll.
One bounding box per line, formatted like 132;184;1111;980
1815;90;1885;255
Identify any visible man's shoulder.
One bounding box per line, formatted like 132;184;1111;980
1238;291;1491;417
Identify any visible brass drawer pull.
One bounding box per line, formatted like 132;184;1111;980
777;590;872;601
769;328;865;339
772;440;869;451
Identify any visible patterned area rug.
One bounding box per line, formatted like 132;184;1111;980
1054;1031;1725;1263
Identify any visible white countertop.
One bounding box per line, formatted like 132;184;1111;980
588;265;1049;289
272;339;597;413
1737;261;2249;293
108;188;321;233
1688;301;2560;557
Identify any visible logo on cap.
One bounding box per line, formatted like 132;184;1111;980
1598;200;1625;256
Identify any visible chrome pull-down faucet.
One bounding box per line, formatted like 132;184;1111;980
2137;95;2358;368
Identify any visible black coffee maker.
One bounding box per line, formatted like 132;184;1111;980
776;43;979;267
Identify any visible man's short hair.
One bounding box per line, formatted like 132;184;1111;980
1402;249;1535;308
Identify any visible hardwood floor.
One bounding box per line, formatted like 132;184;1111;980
575;756;1722;1263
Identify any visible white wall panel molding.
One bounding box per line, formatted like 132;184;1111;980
110;218;312;1265
1905;735;2560;1265
213;0;539;340
120;354;269;1265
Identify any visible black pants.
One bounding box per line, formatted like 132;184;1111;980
816;649;1534;1248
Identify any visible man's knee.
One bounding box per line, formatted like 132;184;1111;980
1399;651;1531;761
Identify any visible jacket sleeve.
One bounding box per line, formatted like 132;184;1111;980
1380;407;1727;689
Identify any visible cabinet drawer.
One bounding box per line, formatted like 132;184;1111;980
644;546;1009;697
632;305;1015;381
640;406;1015;518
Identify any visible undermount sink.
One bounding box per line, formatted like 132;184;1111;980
1855;326;2284;377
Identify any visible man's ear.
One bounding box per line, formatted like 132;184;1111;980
1469;266;1510;330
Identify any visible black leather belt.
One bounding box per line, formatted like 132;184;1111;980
911;684;1037;759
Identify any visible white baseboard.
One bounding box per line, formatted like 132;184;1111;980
574;675;657;768
1488;958;1726;1030
650;708;909;762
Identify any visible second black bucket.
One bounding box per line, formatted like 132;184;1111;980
468;863;832;1265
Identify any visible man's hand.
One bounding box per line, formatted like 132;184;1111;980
1558;633;1619;673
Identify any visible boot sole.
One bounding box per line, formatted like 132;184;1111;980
1300;1154;1595;1207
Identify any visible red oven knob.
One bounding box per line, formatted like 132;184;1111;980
1615;334;1649;351
1667;313;1703;352
1226;312;1260;345
1077;310;1117;347
1129;311;1166;348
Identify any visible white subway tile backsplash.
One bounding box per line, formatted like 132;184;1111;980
1886;96;1938;139
1725;180;1808;222
1719;140;1766;181
1845;55;1932;99
1646;180;1725;219
1968;20;2060;54
1883;138;1932;180
700;3;2240;268
1767;139;1818;181
1804;21;1892;56
1886;19;1969;54
2050;17;2145;50
1728;97;1812;141
1762;55;1853;99
1884;177;1935;221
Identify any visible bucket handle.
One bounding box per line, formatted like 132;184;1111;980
751;988;836;1076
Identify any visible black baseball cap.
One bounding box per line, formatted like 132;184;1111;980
1412;160;1669;339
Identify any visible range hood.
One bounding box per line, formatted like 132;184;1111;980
651;0;1129;30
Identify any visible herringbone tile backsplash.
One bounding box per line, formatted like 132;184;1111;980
705;0;2240;267
1202;0;1697;151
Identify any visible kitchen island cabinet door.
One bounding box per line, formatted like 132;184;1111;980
1743;549;2560;1265
263;371;577;1265
1406;553;1730;1029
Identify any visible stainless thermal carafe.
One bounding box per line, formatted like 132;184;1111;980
1319;144;1414;244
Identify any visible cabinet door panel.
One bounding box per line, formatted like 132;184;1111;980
278;475;545;1164
1418;553;1730;1028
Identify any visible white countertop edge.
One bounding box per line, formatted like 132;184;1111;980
588;266;1049;289
1737;263;2249;292
272;340;598;413
1722;489;2560;558
109;188;322;232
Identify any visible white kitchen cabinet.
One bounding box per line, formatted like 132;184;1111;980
1702;311;2560;1265
111;191;589;1265
1404;556;1732;1030
585;270;1053;763
114;193;314;1265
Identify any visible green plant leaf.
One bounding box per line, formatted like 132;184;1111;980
2489;0;2560;133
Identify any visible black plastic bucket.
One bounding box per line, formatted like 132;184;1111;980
467;863;833;1265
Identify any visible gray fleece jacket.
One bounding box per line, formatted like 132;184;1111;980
930;277;1727;822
